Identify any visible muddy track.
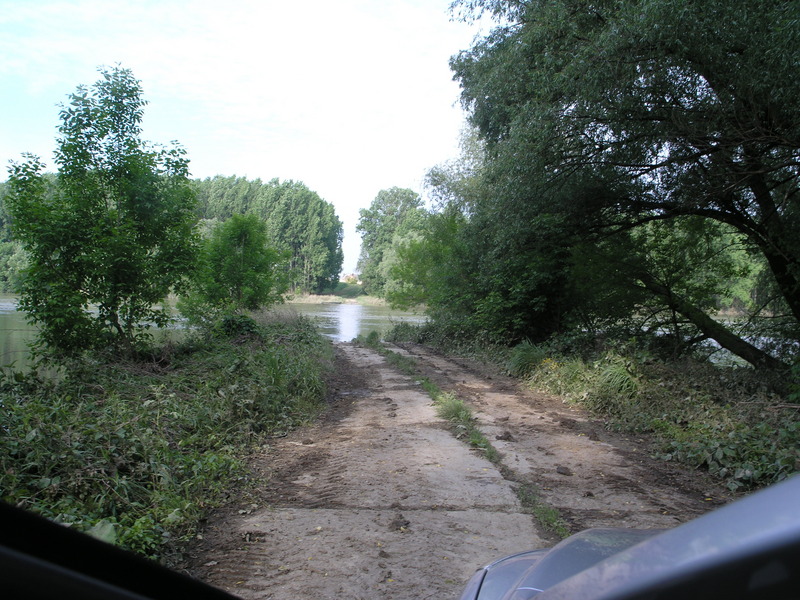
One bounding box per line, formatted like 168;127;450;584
186;342;731;599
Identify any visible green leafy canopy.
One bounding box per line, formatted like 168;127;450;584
6;66;198;357
179;213;289;324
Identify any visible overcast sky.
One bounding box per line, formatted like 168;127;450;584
0;0;487;273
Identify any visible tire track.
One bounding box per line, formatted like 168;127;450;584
189;343;544;600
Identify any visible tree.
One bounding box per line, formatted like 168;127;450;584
450;0;800;368
385;205;473;314
255;179;343;293
192;177;344;294
6;66;198;355
0;182;24;292
179;214;288;322
357;187;426;296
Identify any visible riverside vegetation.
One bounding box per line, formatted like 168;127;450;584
0;311;332;561
386;321;800;493
0;66;340;564
4;0;800;565
353;1;800;496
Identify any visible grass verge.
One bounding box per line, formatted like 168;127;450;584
387;322;800;492
509;342;800;492
0;312;333;562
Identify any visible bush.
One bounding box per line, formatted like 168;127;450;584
0;314;332;560
216;314;260;337
384;321;423;343
519;345;798;490
385;318;508;360
332;282;364;298
661;423;800;491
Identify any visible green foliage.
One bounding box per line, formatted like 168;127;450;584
566;217;760;348
179;214;289;324
0;240;26;292
216;314;260;337
0;313;331;559
384;321;426;344
588;355;639;416
193;177;343;293
435;392;473;424
789;363;800;404
6;66;197;357
384;204;469;312
384;317;504;359
331;282;364;299
364;330;382;347
356;187;426;296
389;154;580;344
516;482;572;540
446;0;800;369
661;423;800;492
426;380;501;462
517;342;799;490
507;341;549;378
0;183;27;292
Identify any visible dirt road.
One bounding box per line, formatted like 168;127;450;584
187;342;730;599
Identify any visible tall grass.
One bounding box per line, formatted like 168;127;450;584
0;313;332;560
515;342;799;491
507;341;549;378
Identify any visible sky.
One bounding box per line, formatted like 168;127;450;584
0;0;488;274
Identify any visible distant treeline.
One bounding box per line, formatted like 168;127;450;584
192;176;343;293
0;175;344;295
0;180;26;293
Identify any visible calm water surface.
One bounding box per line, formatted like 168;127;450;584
289;302;425;342
0;295;425;370
0;294;36;370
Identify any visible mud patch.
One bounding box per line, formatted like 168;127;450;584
388;343;733;531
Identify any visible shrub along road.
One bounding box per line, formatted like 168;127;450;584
187;342;731;599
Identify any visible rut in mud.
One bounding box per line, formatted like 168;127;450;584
187;342;730;600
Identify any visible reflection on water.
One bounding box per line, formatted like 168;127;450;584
1;295;36;370
0;296;427;371
288;302;426;342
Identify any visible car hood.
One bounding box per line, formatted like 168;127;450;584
460;528;660;600
461;475;800;600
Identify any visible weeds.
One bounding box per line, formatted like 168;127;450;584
0;313;332;561
516;483;571;539
388;322;799;490
507;341;549;378
435;392;474;423
512;341;800;491
359;334;566;536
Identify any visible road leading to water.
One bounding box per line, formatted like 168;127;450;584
188;342;730;599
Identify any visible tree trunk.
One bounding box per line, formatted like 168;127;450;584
635;272;788;372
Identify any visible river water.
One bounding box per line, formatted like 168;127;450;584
0;295;425;370
289;302;425;343
0;294;36;370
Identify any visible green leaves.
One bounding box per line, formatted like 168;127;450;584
6;66;198;357
664;423;800;491
356;187;426;297
444;0;800;366
0;314;331;558
180;214;289;323
192;176;344;293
